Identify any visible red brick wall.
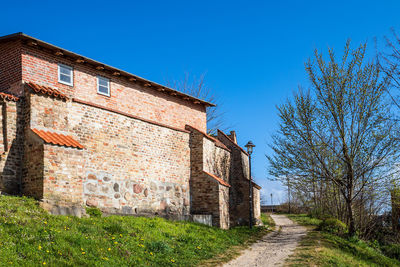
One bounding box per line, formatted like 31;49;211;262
0;40;22;91
21;45;207;132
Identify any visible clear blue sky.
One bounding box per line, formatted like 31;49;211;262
2;0;400;204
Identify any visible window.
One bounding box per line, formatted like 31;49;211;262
97;76;110;96
58;64;73;86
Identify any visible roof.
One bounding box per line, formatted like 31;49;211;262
217;130;249;156
0;92;19;102
32;128;84;149
252;182;261;190
203;171;231;187
26;82;69;100
185;125;230;152
0;32;214;107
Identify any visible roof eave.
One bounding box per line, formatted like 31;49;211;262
0;32;215;107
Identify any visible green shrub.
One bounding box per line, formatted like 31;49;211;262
85;207;102;218
382;244;400;260
318;218;348;236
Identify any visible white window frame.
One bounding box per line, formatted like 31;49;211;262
58;63;73;86
97;76;110;97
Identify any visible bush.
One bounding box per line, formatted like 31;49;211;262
307;208;332;220
382;244;400;261
318;218;348;236
85;207;102;218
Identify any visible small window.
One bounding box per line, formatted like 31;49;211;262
58;64;73;86
97;76;110;96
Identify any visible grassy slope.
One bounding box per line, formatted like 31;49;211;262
286;214;400;267
0;195;270;266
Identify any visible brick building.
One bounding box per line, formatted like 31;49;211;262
0;32;261;228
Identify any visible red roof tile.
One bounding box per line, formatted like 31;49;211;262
185;125;230;152
0;92;19;101
25;82;69;100
204;171;231;187
32;128;84;149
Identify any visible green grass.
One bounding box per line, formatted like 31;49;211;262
261;213;276;230
286;214;400;267
0;195;270;266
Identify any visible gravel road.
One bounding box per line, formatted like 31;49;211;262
223;214;307;267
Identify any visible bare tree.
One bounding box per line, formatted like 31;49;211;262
165;73;227;135
268;41;400;236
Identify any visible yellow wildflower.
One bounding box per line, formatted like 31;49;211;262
43;262;46;265
38;245;42;250
82;251;86;255
108;248;111;251
170;258;175;263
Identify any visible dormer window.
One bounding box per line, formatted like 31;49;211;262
97;76;110;96
58;64;73;86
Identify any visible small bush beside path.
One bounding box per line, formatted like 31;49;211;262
285;214;400;267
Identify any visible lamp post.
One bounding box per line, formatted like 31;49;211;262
245;141;255;228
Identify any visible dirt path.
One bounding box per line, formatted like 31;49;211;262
223;214;307;267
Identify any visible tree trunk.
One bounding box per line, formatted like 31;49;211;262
346;199;356;236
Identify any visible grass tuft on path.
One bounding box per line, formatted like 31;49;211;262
0;195;270;266
286;214;400;267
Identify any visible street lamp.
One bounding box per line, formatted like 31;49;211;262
245;141;255;228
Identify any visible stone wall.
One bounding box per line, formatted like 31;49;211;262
253;186;261;225
21;45;207;132
0;99;24;194
22;131;44;199
188;128;230;229
42;144;84;207
217;130;262;226
219;185;230;229
203;137;231;184
69;102;191;218
25;88;192;218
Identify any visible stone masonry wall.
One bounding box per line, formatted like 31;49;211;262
21;45;207;132
42;144;84;210
217;131;252;226
70;102;191;217
22;131;44;199
203;137;230;229
219;185;230;229
27;90;192;218
188;129;230;228
253;187;261;224
203;137;231;184
0;99;24;194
